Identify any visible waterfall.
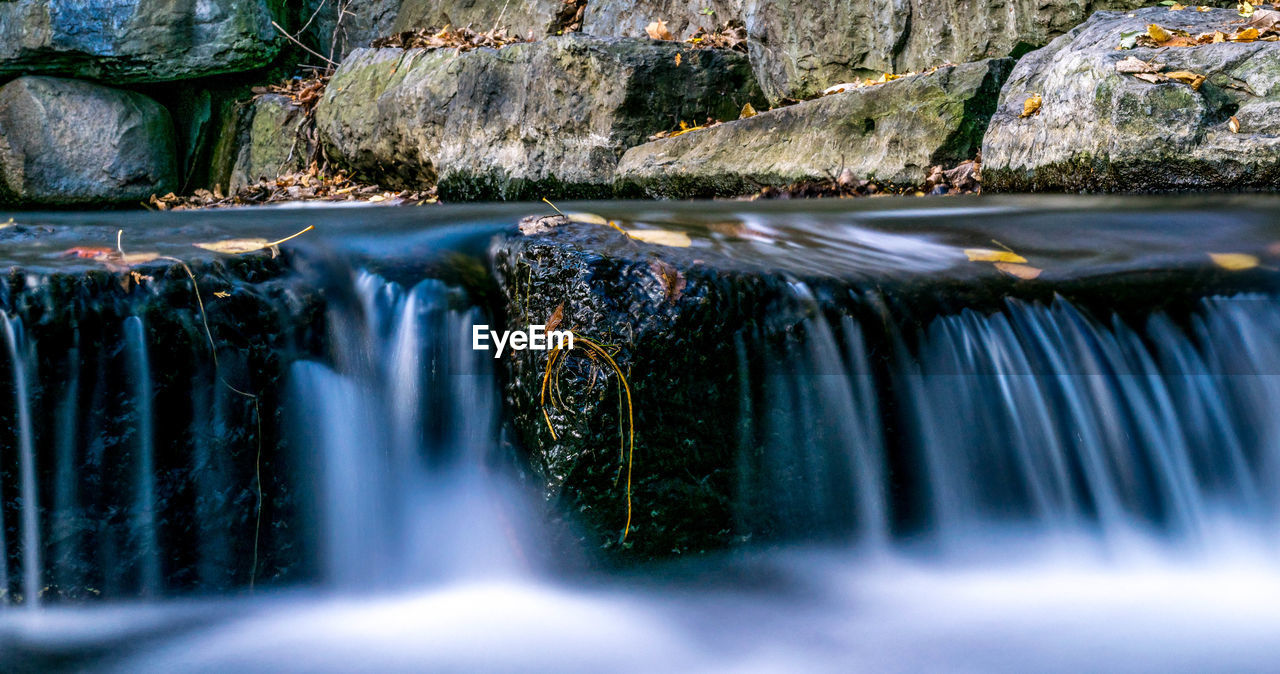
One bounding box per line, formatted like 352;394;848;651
123;317;161;596
289;273;529;589
2;312;40;607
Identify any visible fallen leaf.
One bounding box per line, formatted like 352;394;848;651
965;248;1028;263
626;229;693;247
645;19;674;41
649;259;687;302
1247;8;1280;31
739;102;757;119
546;303;565;332
1133;72;1167;83
1232;27;1261;42
1148;23;1173;44
565;212;610;225
193;224;315;255
1116;56;1158;73
1229;115;1241;133
674;52;682;66
213;291;231;299
1165;70;1206;89
61;246;116;259
1168;2;1186;9
995;262;1043;279
1239;1;1256;18
1209;252;1260;270
1021;93;1042;118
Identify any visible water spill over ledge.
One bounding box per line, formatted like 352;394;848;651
0;197;1279;671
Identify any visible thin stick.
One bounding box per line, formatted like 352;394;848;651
271;21;339;67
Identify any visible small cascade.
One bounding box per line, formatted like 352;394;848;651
122;317;160;596
1;312;39;607
290;272;531;589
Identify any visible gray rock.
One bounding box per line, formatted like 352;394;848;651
0;0;280;83
315;35;764;200
579;0;1146;102
616;58;1011;198
582;0;743;41
393;0;564;37
303;0;403;62
226;94;312;192
0;77;177;205
983;7;1280;192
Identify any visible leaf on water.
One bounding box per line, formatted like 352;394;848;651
565;212;610;225
1021;93;1042;118
995;262;1043;280
1209;252;1260;270
626;229;692;247
1148;23;1173;44
61;246;116;259
194;225;314;255
1229;115;1241;133
119;252;161;266
645;19;674;41
739;102;757;119
965;248;1028;264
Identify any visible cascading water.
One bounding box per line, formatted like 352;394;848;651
2;201;1280;672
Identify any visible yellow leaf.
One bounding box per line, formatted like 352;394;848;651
1148;23;1172;44
1198;5;1211;11
1169;3;1186;9
1021;93;1042;118
1229;116;1241;133
645;19;674;41
674;52;682;66
739;102;757;119
565;212;610;225
193;225;314;254
626;229;692;247
1209;252;1260;271
995;262;1043;279
965;248;1028;263
1239;2;1255;18
214;291;231;299
1165;70;1206;89
1231;27;1260;41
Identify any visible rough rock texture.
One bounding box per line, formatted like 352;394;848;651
315;35;764;200
616;58;1012;198
582;0;744;41
983;7;1280;193
224;94;312;192
303;0;402;62
394;0;563;36
0;0;280;83
0;77;177;205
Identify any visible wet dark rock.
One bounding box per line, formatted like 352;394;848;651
223;94;313;193
316;35;764;200
615;59;1011;198
0;0;280;83
0;77;177;206
983;6;1280;193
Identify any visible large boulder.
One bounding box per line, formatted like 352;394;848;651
303;0;402;62
616;58;1011;197
0;77;177;205
983;7;1280;192
583;0;744;41
223;94;312;193
0;0;280;83
315;35;764;200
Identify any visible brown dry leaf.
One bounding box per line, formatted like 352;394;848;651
1133;72;1167;83
649;259;687;302
546;303;565;332
1229;115;1242;133
626;228;693;247
1209;252;1260;270
1116;56;1158;73
1021;93;1042;118
645;19;674;41
1165;70;1206;89
995;262;1043;280
1148;23;1173;44
739;102;757;119
1247;8;1280;31
965;248;1028;263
